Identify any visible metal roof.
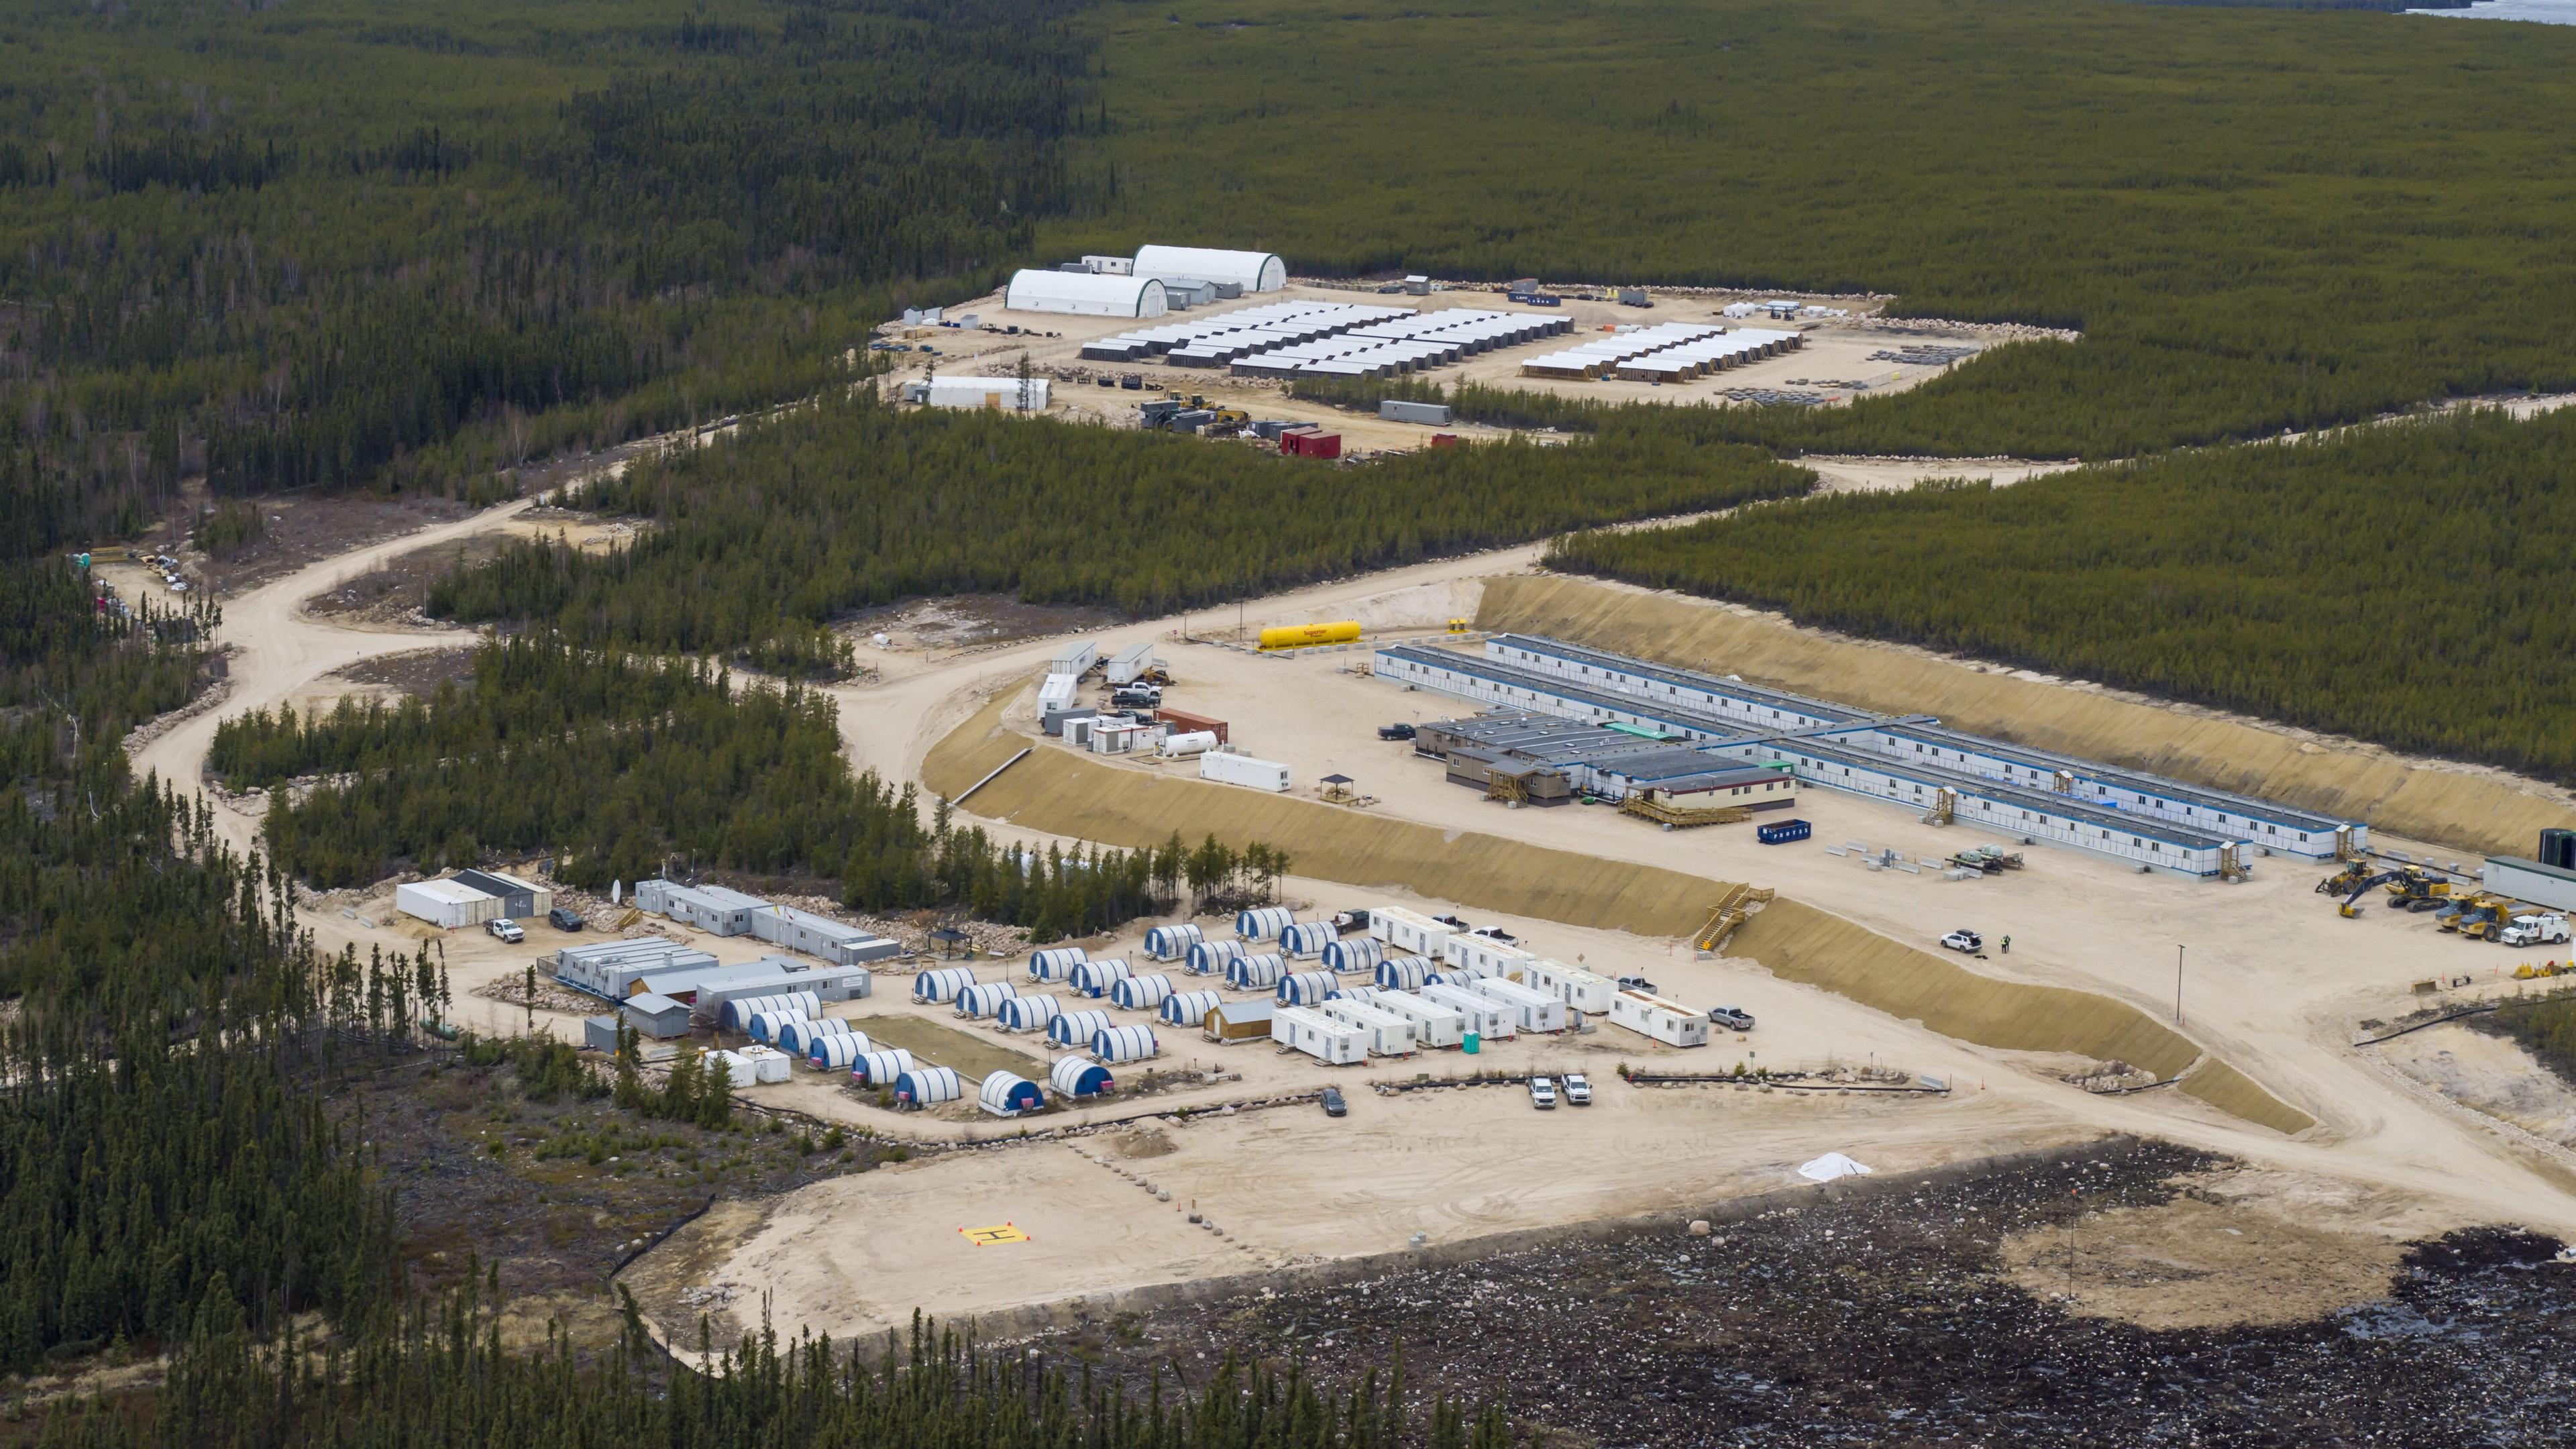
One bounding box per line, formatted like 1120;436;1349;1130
1485;634;1872;725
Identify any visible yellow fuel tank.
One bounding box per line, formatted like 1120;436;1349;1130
1257;620;1362;651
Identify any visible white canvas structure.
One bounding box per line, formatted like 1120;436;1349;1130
1235;906;1295;941
1160;988;1223;1027
977;1070;1046;1116
1187;938;1247;976
1225;953;1287;991
1278;922;1336;959
1276;970;1339;1006
998;994;1063;1032
1028;946;1088;982
912;966;977;1004
1199;750;1290;792
720;991;821;1033
1511;959;1619;1014
1090;1024;1159;1063
1131;245;1287;294
1110;973;1175;1011
956;980;1020;1018
1609;990;1710;1046
1322;937;1384;975
1271;1005;1366;1065
1049;1053;1115;1098
1419;981;1516;1040
1144;924;1202;960
745;1008;808;1044
1373;955;1436;991
1048;1008;1113;1046
1354;988;1465;1049
1369;906;1456;959
395;877;500;928
894;1065;963;1107
1004;268;1169;318
1442;932;1536;979
1461;975;1566;1032
807;1032;875;1071
912;374;1051;411
851;1047;915;1085
1069;957;1134;998
1799;1152;1874;1183
776;1016;848;1057
1318;998;1417;1057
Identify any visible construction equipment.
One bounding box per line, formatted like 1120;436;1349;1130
1619;790;1751;830
1695;884;1776;953
2438;892;2515;939
2315;860;2376;896
2376;866;2453;914
1947;845;2024;874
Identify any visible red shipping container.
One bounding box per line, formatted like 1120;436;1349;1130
1283;431;1342;460
1154;708;1228;745
1428;433;1460;449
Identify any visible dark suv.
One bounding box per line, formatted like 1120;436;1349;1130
547;906;585;932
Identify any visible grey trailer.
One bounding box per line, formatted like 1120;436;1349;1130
1378;399;1455;427
750;904;902;965
636;879;770;936
584;1015;623;1054
622;992;694;1039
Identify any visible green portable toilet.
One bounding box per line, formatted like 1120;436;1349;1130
1462;1030;1481;1055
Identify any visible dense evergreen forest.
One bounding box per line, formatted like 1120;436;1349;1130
207;635;1269;941
424;390;1812;672
1549;409;2576;783
0;0;1101;548
1069;0;2576;458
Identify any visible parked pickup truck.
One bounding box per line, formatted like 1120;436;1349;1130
2500;913;2572;947
1560;1073;1593;1106
486;918;525;944
1527;1075;1558;1110
1707;1007;1756;1032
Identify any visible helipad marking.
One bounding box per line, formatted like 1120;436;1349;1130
960;1222;1030;1246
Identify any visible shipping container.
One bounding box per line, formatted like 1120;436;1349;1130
1153;708;1228;745
1279;430;1342;460
1758;818;1813;845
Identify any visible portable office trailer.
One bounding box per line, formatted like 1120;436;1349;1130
625;960;773;1006
1279;922;1336;959
956;981;1020;1018
1201;750;1291;792
1370;906;1456;958
1049;1054;1115;1099
1271;1006;1367;1065
998;994;1063;1032
1419;981;1517;1039
1373;955;1436;991
2483;855;2576;914
808;1033;875;1071
1144;924;1203;961
396;877;500;928
1105;642;1159;685
777;1016;851;1057
1226;953;1287;991
739;1046;792;1085
850;1048;915;1086
622;993;693;1039
1277;970;1340;1007
912;966;978;1004
1511;959;1618;1014
1091;1024;1159;1063
637;879;770;936
1048;1009;1113;1046
720;991;820;1034
1323;936;1385;975
1357;989;1466;1049
1110;973;1176;1011
1161;988;1223;1027
1189;938;1249;976
1067;957;1134;998
1609;990;1711;1046
1236;906;1295;941
1049;639;1102;677
1378;399;1454;427
584;1016;620;1054
746;1008;808;1044
1463;975;1567;1032
1028;946;1088;982
1319;998;1418;1057
749;904;899;964
451;869;551;921
1203;999;1277;1042
894;1066;964;1108
1444;932;1537;979
978;1071;1046;1117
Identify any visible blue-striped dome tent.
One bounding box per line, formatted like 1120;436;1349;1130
1323;936;1384;975
912;966;977;1003
777;1017;851;1057
1109;972;1175;1011
1028;946;1088;983
1277;971;1339;1006
1279;922;1336;959
850;1047;916;1086
1143;923;1202;961
1160;989;1223;1028
1236;906;1295;941
1185;938;1247;976
998;994;1063;1033
977;1070;1046;1117
1225;953;1287;991
720;991;819;1033
894;1065;963;1108
1049;1053;1114;1099
745;1008;807;1044
956;980;1020;1018
1374;955;1436;991
806;1032;874;1071
1047;1008;1113;1047
1069;957;1134;998
1089;1024;1159;1063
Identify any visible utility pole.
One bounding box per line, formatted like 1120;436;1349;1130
2176;945;2185;1026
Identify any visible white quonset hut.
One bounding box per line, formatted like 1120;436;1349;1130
912;966;978;1004
778;1017;852;1057
894;1065;963;1108
1318;998;1417;1057
750;904;900;965
1322;937;1384;975
1609;990;1709;1046
956;981;1020;1018
1003;268;1169;318
1353;988;1465;1049
1090;1024;1159;1063
1069;957;1135;998
1373;955;1436;991
1512;959;1619;1014
1236;906;1295;941
1442;932;1535;979
1226;953;1287;991
636;879;769;935
1028;946;1088;983
1419;981;1516;1039
998;994;1063;1032
1131;245;1287;294
1369;906;1456;959
1187;938;1247;976
977;1070;1046;1117
1462;975;1566;1033
395;877;502;929
1110;973;1176;1011
1279;922;1336;959
1144;924;1202;961
808;1032;874;1071
746;1009;807;1044
1050;1053;1115;1099
851;1048;915;1086
1272;1006;1366;1065
720;991;820;1034
1048;1008;1112;1046
1277;970;1340;1007
1160;988;1223;1027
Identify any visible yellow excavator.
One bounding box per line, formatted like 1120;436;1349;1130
2330;865;2451;918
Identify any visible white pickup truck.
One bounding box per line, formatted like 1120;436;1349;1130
2500;912;2571;947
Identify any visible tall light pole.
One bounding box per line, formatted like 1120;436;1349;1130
2176;945;2185;1026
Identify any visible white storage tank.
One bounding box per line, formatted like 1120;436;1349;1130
1464;975;1567;1032
1143;924;1203;960
1271;1005;1366;1065
1370;905;1456;959
1360;989;1466;1049
1323;937;1385;975
1236;906;1296;941
807;1032;875;1071
1200;750;1291;792
1373;955;1436;991
1091;1024;1160;1063
1276;970;1340;1007
998;994;1063;1032
1419;981;1517;1039
1609;989;1711;1047
894;1065;964;1108
1048;1008;1113;1046
1028;946;1089;982
1226;953;1287;991
1050;1053;1116;1099
1319;998;1418;1057
957;980;1020;1018
977;1070;1047;1116
1110;972;1176;1011
1160;988;1224;1027
1069;957;1135;998
1443;932;1536;979
851;1047;916;1086
1157;731;1219;758
1515;959;1619;1014
912;966;978;1003
1188;938;1248;976
1278;922;1336;959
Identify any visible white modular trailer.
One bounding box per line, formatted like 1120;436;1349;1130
1200;750;1291;792
1069;957;1135;998
1037;672;1079;718
978;1070;1047;1116
1225;952;1287;991
2486;855;2576;914
1049;1053;1115;1099
1368;906;1456;959
1049;639;1102;677
553;940;723;999
1090;1024;1160;1063
1187;938;1248;976
1028;946;1089;982
850;1047;916;1085
1110;972;1177;1011
1609;990;1710;1046
1373;955;1436;991
1004;268;1170;319
998;993;1064;1032
1418;981;1517;1040
1048;1008;1114;1046
778;1017;852;1057
1236;906;1295;941
749;904;900;965
1271;1006;1367;1065
746;1008;808;1044
1442;932;1536;979
956;980;1020;1018
718;990;821;1033
1322;936;1385;975
1105;641;1159;685
1461;975;1567;1033
1510;959;1619;1014
1354;988;1466;1049
1318;998;1417;1057
1144;924;1203;960
698;1050;754;1090
912;966;979;1004
893;1065;964;1107
1160;988;1224;1027
395;877;500;928
637;879;770;936
1278;921;1336;959
1276;970;1340;1006
739;1046;793;1085
1130;245;1288;294
808;1032;875;1071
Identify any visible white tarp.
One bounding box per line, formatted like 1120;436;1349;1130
1796;1152;1874;1183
